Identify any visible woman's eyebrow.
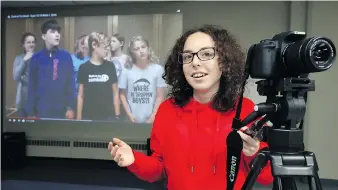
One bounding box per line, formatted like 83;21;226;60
182;46;214;53
182;50;193;53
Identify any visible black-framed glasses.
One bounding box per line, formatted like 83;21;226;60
178;47;216;64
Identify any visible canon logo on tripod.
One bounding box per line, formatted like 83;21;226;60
229;156;237;182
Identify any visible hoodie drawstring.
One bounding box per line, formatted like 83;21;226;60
212;114;222;174
190;103;198;173
184;100;223;175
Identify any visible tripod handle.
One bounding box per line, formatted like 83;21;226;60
242;111;265;126
243;116;270;141
254;103;278;113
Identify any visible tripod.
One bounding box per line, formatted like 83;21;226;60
241;77;322;190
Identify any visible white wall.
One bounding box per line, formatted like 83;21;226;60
303;1;338;180
2;1;338;180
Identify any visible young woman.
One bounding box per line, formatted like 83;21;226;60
13;32;36;117
108;25;274;189
118;36;166;123
77;32;120;121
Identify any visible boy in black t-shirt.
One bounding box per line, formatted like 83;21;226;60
77;32;120;121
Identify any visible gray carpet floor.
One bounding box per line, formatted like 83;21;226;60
2;180;338;190
2;158;338;190
2;180;145;190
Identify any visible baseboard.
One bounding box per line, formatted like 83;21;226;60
25;156;124;170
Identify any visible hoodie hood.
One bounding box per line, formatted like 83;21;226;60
177;98;222;174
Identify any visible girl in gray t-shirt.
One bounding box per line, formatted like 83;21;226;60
119;36;166;124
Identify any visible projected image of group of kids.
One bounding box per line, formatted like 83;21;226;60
13;19;166;124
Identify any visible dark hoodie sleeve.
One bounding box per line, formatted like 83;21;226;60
64;52;76;111
126;101;168;182
240;98;273;185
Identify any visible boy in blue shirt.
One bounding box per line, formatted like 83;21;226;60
26;19;76;119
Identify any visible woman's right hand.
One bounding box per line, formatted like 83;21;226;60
108;138;135;167
23;52;33;61
128;114;137;123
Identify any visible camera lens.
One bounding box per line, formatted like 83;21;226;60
308;38;335;70
312;43;331;62
283;37;336;76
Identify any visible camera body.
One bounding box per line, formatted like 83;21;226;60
246;31;336;79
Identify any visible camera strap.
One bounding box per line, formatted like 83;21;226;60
226;71;249;190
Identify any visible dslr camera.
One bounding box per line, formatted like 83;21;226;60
246;31;336;79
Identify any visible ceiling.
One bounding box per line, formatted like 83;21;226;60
1;1;152;8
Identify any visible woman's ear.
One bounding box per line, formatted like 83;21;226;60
41;34;46;41
220;63;231;76
219;62;224;71
91;41;98;50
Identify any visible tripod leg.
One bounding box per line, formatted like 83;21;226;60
282;178;298;190
308;176;316;190
314;173;323;190
242;150;268;190
306;152;323;190
273;177;298;190
307;173;323;190
272;177;282;190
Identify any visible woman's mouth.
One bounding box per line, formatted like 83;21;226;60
191;72;208;78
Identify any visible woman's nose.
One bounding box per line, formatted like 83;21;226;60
191;54;201;67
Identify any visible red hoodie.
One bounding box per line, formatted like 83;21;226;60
127;97;273;190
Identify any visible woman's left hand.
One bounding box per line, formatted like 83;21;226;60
237;126;260;157
146;114;155;124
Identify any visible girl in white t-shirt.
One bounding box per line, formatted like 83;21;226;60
118;36;166;124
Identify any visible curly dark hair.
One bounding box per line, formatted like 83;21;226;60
162;25;247;112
